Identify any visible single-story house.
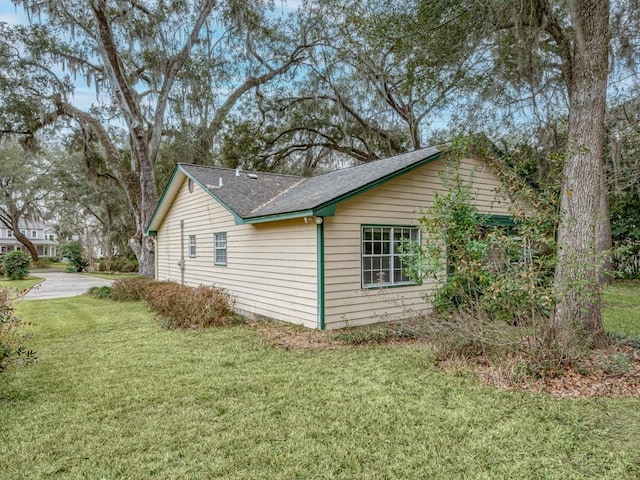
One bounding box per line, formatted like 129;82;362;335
146;146;513;329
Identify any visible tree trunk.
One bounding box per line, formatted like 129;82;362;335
13;229;39;262
552;0;609;353
125;145;157;277
597;171;614;285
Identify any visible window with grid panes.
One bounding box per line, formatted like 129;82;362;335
188;235;196;257
361;226;419;287
214;232;227;265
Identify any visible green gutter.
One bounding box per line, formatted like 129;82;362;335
242;150;442;225
317;220;325;330
242;209;316;225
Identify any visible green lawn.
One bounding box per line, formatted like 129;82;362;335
0;275;43;294
1;289;639;479
603;281;640;338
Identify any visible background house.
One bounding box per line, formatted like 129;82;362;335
147;147;513;329
0;222;59;258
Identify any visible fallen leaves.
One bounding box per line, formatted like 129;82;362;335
476;344;640;398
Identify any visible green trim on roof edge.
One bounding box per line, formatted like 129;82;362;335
240;209;316;225
186;169;244;225
148;149;443;232
313;204;336;217
311;151;443;216
146;164;245;234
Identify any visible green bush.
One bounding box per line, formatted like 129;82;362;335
1;251;31;280
61;241;89;272
0;288;36;372
87;286;113;299
403;159;555;324
109;257;139;273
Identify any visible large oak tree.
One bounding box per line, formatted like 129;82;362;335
5;0;312;276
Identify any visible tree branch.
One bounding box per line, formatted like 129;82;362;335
149;0;218;165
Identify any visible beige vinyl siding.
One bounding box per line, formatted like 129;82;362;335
322;156;510;329
156;177;318;328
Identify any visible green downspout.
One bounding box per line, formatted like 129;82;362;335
317;219;325;330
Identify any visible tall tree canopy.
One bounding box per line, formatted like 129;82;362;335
0;139;54;261
1;0;312;275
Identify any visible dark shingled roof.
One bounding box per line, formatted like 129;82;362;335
180;164;303;218
179;146;441;221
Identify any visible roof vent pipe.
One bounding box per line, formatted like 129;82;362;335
219;177;223;187
235;166;241;177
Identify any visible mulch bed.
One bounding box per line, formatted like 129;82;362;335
478;344;640;398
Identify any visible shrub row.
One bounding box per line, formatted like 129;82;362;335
101;277;236;329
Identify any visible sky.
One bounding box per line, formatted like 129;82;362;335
0;0;451;141
0;1;304;112
0;1;103;110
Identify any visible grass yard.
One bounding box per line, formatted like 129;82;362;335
603;281;640;338
0;275;43;294
1;290;640;478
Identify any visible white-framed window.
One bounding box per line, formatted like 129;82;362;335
214;232;227;266
7;230;13;238
188;235;196;258
361;225;419;288
45;234;55;241
213;232;227;265
31;230;37;238
20;230;25;236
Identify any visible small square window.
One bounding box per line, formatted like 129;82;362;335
31;230;37;238
188;235;196;258
214;232;227;266
7;230;13;238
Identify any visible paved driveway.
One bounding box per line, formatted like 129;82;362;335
24;270;115;300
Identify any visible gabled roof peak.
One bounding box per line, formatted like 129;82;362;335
147;146;443;232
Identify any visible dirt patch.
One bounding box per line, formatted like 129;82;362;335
247;320;341;350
